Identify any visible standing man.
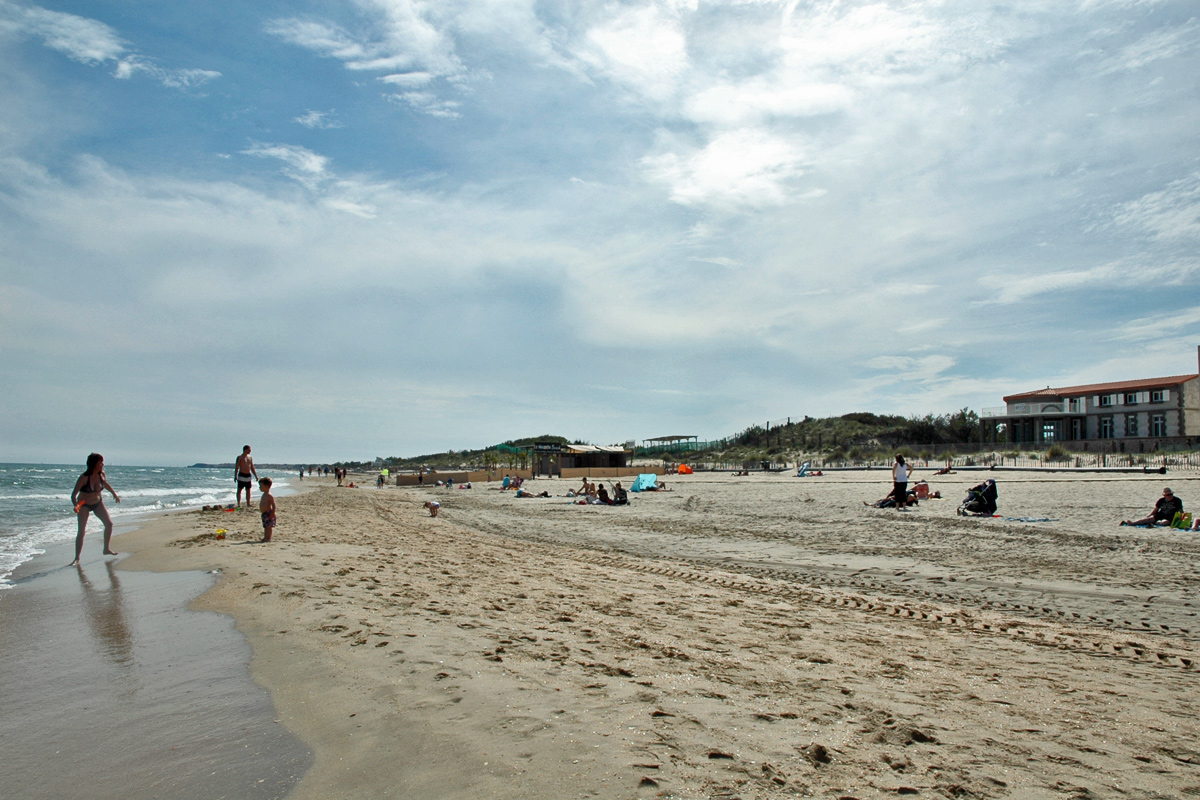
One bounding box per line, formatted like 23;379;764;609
235;445;259;508
891;454;909;511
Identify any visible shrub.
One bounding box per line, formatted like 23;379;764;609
1046;444;1069;461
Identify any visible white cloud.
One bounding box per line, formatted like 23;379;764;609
1112;306;1200;341
1114;172;1200;241
243;143;328;176
295;110;344;129
978;264;1117;305
642;128;807;208
114;58;220;88
0;2;219;89
379;71;433;87
685;80;851;126
386;91;460;118
579;5;688;103
0;1;125;64
267;0;467;115
866;354;957;383
1100;18;1199;73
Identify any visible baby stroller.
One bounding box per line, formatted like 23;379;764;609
958;479;997;516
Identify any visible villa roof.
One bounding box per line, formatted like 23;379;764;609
1004;374;1198;403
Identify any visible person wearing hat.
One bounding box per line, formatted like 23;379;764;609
1121;487;1183;527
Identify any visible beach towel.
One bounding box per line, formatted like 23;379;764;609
630;473;658;492
1003;517;1056;523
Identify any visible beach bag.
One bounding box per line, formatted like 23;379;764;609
1170;512;1192;529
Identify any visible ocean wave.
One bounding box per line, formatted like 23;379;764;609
2;486;236;501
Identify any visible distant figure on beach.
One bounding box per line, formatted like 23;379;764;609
597;485;612;504
891;455;909;512
299;466;304;479
1121;487;1183;528
612;481;629;505
70;453;121;566
424;500;440;517
258;478;276;542
235;445;259;508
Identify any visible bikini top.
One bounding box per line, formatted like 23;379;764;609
79;472;102;494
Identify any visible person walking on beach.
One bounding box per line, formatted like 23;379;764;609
258;477;276;542
70;453;121;566
892;454;910;512
235;445;259;508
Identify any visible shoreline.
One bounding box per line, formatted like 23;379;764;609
0;480;322;800
0;531;311;800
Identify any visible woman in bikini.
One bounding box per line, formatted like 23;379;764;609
70;453;121;566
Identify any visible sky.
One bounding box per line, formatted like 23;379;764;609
1;0;1199;465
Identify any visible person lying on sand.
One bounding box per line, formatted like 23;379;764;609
864;486;917;509
515;488;550;498
1121;487;1182;527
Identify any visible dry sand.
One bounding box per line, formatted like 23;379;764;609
121;470;1200;799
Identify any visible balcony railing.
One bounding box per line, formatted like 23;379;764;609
981;405;1086;418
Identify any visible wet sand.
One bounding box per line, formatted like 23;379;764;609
113;469;1200;799
0;536;311;800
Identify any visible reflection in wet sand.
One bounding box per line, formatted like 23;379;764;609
76;561;134;667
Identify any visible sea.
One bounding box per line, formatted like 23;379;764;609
0;463;294;587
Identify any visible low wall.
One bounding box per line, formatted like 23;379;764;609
559;466;665;480
394;468;536;486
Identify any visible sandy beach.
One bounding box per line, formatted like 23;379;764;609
92;469;1200;798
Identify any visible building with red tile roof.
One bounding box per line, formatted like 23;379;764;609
981;349;1200;450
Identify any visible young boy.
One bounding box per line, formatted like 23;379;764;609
424;500;440;517
258;477;276;542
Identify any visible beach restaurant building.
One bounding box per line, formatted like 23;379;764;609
982;351;1200;450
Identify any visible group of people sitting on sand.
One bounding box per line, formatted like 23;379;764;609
564;478;629;505
1120;487;1197;529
